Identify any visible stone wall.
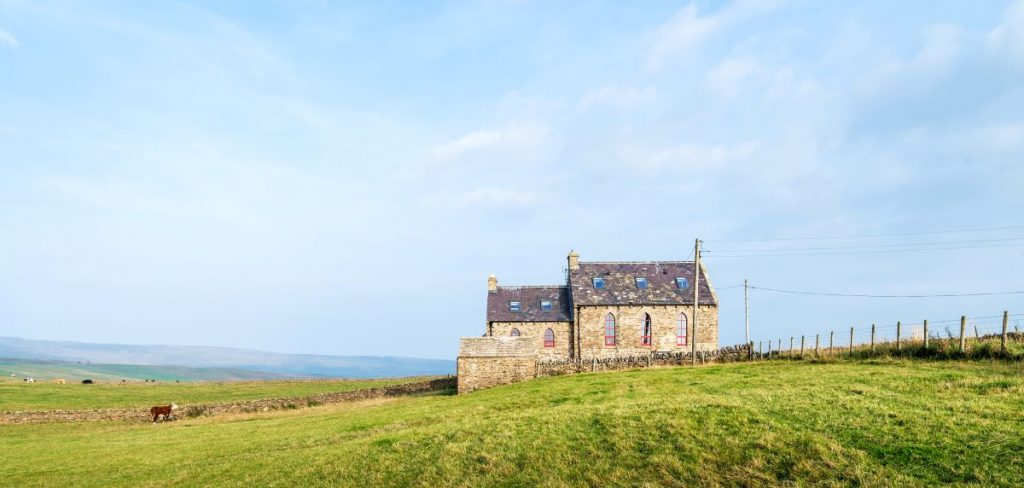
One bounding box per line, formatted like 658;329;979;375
457;336;537;394
488;321;572;360
1;377;456;424
538;344;748;376
576;304;718;359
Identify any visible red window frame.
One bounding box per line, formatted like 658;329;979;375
641;313;652;346
676;313;688;346
543;328;555;348
604;313;616;346
510;328;521;337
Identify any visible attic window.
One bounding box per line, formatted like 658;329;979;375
676;277;689;289
593;277;605;289
635;277;648;289
509;301;521;312
540;300;553;311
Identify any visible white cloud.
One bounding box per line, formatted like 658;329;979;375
855;24;964;100
0;28;18;48
706;58;757;94
430;125;551;161
647;0;785;69
579;85;657;110
621;141;761;170
423;186;541;208
988;0;1024;67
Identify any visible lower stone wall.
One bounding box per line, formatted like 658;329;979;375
1;377;456;424
538;344;749;376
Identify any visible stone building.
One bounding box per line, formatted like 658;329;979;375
457;250;719;393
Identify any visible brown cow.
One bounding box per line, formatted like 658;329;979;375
150;403;179;423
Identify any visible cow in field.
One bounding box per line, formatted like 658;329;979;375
150;403;179;423
53;378;66;385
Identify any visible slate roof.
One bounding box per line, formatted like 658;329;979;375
487;286;572;322
567;261;717;307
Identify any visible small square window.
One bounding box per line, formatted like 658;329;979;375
636;277;648;289
509;301;521;312
593;277;605;289
540;300;553;311
676;277;689;289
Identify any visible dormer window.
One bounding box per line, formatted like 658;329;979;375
593;277;605;289
509;301;521;312
635;277;648;289
676;277;689;289
540;300;553;311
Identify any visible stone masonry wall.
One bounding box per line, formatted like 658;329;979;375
457;336;537;394
576;304;718;359
488;321;572;360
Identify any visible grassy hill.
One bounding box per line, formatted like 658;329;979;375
2;359;1023;486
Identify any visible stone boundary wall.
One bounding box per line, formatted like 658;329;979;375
537;344;750;376
0;377;456;424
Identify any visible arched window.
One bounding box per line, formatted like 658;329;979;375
510;328;521;337
641;313;652;346
604;313;617;346
543;328;555;348
676;313;688;346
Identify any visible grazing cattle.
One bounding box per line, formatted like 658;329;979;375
82;379;94;384
24;377;35;383
53;378;66;385
150;403;179;423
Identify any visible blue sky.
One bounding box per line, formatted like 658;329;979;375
1;0;1022;359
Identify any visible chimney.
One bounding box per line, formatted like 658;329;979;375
487;274;498;293
567;250;579;271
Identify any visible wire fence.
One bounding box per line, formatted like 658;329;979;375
748;310;1023;361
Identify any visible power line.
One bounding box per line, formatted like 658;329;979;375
705;241;1024;257
705;224;1024;243
709;236;1024;253
748;285;1024;298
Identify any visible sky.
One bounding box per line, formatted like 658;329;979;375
1;0;1022;360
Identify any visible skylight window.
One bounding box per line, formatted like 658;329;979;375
540;300;553;311
593;277;605;289
509;301;521;312
636;277;648;289
676;277;689;289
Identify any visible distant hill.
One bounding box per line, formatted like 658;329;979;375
0;337;455;379
0;359;289;382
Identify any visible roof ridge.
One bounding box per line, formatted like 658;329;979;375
496;285;567;289
579;260;695;264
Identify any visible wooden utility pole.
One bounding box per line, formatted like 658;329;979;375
1001;311;1009;355
692;239;700;365
744;279;750;346
959;316;967;352
923;319;929;350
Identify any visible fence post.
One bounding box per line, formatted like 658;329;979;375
849;327;854;357
800;335;805;358
829;331;834;356
1002;311;1009;355
871;324;876;352
814;334;819;358
749;341;754;361
777;339;782;358
974;324;980;341
959;316;967;352
923;319;929;350
758;341;763;359
896;321;901;352
789;337;794;358
767;340;772;358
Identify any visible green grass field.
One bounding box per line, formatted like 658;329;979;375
0;359;288;383
2;359;1022;486
0;377;433;411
